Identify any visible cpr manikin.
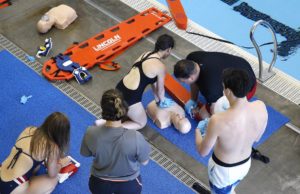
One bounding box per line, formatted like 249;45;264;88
146;100;191;134
37;4;78;33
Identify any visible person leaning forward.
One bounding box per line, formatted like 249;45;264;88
174;51;257;119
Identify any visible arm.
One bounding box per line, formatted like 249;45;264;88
136;133;151;165
45;149;61;178
80;130;92;157
190;83;199;102
195;116;218;156
153;66;166;102
151;83;160;103
255;101;268;142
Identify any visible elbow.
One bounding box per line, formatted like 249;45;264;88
199;151;209;157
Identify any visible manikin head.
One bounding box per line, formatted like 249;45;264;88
174;59;200;85
170;113;191;134
37;14;55;33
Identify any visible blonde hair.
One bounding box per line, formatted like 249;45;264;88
101;89;128;121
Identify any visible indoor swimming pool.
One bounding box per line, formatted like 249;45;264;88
156;0;300;80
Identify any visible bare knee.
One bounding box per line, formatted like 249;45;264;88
26;175;58;194
47;177;58;192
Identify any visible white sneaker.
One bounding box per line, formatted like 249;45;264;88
95;119;106;126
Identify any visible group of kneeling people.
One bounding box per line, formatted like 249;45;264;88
0;34;268;194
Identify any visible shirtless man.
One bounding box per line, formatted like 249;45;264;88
195;68;268;194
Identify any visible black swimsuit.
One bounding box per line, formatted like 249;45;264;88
116;52;159;106
0;134;44;194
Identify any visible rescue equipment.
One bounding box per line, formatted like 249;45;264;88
42;7;171;81
166;0;187;30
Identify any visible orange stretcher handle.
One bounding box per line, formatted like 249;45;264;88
164;73;190;107
166;0;187;30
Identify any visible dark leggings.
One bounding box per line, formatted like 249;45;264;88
89;175;142;194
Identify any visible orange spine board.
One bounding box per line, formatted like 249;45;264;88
164;73;190;107
166;0;187;30
42;7;171;81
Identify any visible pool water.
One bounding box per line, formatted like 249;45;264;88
156;0;300;80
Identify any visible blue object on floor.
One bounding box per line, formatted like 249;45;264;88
25;54;35;62
142;83;290;166
20;95;32;104
0;50;194;194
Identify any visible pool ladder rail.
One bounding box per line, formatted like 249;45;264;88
250;20;278;82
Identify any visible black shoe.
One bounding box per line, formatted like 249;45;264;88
251;148;270;164
192;182;210;194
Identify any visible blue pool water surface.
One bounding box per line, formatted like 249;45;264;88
156;0;300;80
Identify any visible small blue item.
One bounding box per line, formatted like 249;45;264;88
197;118;210;137
25;55;35;62
159;97;174;108
184;99;197;118
20;95;33;104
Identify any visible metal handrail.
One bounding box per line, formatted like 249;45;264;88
250;20;278;82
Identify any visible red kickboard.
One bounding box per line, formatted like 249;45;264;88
42;7;171;81
166;0;187;30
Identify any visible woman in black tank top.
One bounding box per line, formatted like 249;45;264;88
0;112;70;194
109;34;175;130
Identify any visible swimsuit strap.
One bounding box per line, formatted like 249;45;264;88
16;134;33;143
7;147;23;169
134;51;160;67
7;134;34;169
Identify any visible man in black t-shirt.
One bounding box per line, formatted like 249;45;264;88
174;51;257;119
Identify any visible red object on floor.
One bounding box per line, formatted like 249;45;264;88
0;0;9;3
166;0;187;30
42;7;171;81
0;0;11;9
